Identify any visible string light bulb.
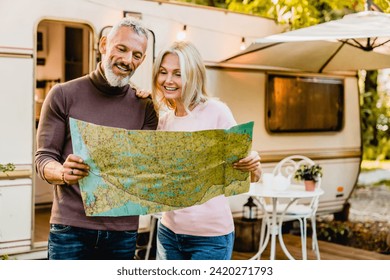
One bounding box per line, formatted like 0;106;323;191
177;25;187;41
240;37;246;50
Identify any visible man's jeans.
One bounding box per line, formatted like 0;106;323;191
156;222;234;260
48;224;137;260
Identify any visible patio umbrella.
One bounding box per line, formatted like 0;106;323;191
222;11;390;73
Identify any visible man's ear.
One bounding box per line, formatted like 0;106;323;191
140;54;147;65
99;36;107;54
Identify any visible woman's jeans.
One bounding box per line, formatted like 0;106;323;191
48;224;137;260
156;222;234;260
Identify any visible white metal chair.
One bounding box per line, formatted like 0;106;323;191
258;155;322;260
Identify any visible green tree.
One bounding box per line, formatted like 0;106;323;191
177;0;227;8
225;0;367;30
360;69;390;160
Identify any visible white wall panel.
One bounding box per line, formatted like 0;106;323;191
0;179;32;244
0;56;33;164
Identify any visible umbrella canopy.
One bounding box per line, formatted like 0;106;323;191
222;11;390;73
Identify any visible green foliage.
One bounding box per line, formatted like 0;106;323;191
376;0;390;13
316;220;353;244
0;254;10;260
294;164;322;182
225;0;365;30
225;0;390;30
317;220;390;254
360;70;390;160
176;0;227;8
0;163;15;173
176;1;390;31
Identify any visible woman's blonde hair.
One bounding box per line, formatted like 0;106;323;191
151;41;208;114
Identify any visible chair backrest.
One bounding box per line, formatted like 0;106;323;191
272;155;320;187
273;155;322;214
273;155;322;212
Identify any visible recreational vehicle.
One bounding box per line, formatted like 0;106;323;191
0;0;361;259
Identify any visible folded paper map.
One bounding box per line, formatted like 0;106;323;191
70;118;254;216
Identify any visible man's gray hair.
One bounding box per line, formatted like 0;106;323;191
107;17;149;40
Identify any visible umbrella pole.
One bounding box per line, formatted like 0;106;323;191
318;42;345;73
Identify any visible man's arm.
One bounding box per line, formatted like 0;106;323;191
42;155;89;185
42;161;65;185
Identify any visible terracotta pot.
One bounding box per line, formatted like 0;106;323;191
304;180;316;191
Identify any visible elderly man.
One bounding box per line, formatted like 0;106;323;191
35;17;158;260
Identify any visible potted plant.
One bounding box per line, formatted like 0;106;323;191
294;164;322;191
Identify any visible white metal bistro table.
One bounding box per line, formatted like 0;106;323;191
246;183;324;260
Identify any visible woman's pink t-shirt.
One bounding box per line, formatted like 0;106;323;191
158;98;237;236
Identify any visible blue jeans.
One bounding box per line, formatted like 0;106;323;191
156;222;234;260
48;224;137;260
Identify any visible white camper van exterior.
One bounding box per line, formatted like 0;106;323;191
0;0;361;259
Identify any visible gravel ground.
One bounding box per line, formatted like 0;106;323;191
350;169;390;222
349;185;390;223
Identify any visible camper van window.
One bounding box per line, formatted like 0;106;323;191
266;75;344;133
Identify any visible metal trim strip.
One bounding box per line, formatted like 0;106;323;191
0;46;33;58
258;149;362;163
0;52;33;59
0;170;32;180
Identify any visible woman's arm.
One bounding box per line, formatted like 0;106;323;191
233;150;262;182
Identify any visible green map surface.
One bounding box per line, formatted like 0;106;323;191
70;118;254;216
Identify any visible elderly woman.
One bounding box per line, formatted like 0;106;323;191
151;41;262;260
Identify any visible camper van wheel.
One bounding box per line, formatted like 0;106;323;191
333;202;350;221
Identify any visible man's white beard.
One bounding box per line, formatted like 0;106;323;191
103;59;133;87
